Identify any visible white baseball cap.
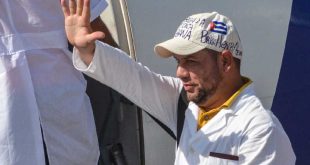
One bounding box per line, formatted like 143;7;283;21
154;12;243;59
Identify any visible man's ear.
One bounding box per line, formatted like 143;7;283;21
220;50;233;72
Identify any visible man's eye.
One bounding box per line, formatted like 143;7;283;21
187;60;197;64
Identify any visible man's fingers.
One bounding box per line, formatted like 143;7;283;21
69;0;77;15
61;0;70;17
76;0;83;16
82;0;91;19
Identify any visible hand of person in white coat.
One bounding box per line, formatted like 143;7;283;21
61;0;104;65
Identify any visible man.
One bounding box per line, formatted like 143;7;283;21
61;0;296;164
0;0;116;164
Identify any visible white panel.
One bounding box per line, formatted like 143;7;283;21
124;0;293;164
100;0;119;44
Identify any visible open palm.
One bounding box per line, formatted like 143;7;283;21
61;0;104;49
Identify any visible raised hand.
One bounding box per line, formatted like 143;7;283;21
61;0;105;63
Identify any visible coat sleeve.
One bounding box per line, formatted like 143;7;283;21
73;41;183;134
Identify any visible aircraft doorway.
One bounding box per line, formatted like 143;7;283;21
86;0;144;164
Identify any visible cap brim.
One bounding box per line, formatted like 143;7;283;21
154;38;206;58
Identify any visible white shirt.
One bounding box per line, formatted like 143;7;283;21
0;1;107;164
73;41;296;165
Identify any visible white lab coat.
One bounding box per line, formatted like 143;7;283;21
0;1;107;164
73;41;296;164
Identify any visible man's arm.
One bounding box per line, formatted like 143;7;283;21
61;0;182;133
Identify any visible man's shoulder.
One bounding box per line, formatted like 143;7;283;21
231;85;277;129
233;84;267;115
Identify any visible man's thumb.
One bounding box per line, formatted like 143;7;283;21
87;32;105;42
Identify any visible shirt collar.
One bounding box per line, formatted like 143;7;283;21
221;77;252;109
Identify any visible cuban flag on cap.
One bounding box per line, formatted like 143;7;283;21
209;21;227;35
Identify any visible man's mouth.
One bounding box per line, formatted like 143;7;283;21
183;83;195;92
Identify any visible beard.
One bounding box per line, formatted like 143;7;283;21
187;68;222;105
187;86;216;105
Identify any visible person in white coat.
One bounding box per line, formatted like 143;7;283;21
61;0;296;164
0;0;117;164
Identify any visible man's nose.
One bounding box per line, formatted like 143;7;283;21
176;65;189;80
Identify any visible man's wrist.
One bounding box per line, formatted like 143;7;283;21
76;42;96;66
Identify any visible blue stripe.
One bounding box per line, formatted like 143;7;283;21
210;29;227;35
214;26;227;31
213;21;226;26
272;0;310;164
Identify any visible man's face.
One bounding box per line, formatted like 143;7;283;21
174;49;222;106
